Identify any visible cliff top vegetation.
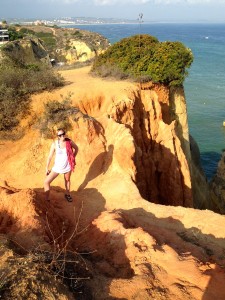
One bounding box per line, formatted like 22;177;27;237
6;24;110;59
91;34;193;86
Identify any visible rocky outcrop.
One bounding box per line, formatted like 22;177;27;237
0;65;210;209
18;25;110;65
1;37;51;65
58;40;104;64
168;87;209;209
75;207;225;300
190;135;210;209
53;29;109;64
1;182;225;300
70;78;208;209
0;25;110;66
209;151;225;214
1;67;225;299
110;82;193;207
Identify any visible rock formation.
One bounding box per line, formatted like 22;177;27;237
1;37;51;65
209;151;225;214
0;67;224;299
57;38;108;65
1;176;225;300
109;82;193;207
0;25;110;66
17;25;110;65
190;135;210;209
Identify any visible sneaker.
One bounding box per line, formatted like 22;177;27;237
65;194;73;202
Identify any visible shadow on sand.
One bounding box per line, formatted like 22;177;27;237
78;144;114;191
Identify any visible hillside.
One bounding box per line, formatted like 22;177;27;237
6;24;110;65
0;66;225;299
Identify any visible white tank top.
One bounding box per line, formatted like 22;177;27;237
52;141;71;174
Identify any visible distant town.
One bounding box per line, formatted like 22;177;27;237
2;17;139;26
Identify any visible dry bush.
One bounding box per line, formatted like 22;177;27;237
0;203;93;299
91;63;128;80
0;57;64;136
37;93;96;139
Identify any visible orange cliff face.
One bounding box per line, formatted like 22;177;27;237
109;82;193;207
1;67;225;300
209;151;225;214
0;67;194;207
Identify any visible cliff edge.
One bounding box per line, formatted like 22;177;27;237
0;67;224;299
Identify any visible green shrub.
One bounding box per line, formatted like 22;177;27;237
72;31;83;38
8;27;24;41
143;41;193;85
91;34;193;86
19;28;35;35
14;29;57;50
34;31;53;38
34;32;56;49
65;45;71;51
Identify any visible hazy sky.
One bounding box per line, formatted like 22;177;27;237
1;0;225;23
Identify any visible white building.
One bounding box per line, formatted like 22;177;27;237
0;28;9;44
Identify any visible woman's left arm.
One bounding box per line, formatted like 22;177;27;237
70;141;79;157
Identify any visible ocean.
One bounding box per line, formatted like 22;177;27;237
65;23;225;180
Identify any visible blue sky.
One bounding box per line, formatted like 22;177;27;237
1;0;225;23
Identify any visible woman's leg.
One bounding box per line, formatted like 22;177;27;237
44;171;59;201
64;171;71;196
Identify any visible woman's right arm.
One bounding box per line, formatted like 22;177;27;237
46;142;55;175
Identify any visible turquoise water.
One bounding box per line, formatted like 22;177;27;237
65;23;225;179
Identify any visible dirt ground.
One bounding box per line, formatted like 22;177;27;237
1;66;225;300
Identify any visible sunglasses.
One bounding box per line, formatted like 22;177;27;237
57;133;65;137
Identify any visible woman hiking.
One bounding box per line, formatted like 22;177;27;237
44;128;78;202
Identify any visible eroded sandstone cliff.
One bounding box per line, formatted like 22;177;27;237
209;151;225;214
0;67;224;299
19;25;110;65
0;66;209;208
109;82;193;207
0;25;110;66
1;37;51;65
